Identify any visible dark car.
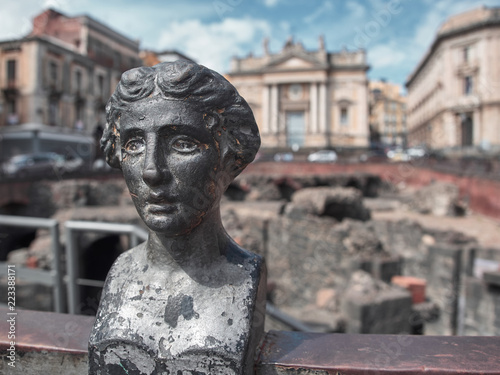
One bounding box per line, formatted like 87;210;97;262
2;152;76;178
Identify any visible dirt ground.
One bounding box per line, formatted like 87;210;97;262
370;199;500;249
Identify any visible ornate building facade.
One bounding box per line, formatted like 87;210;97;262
406;6;500;150
0;9;141;131
369;80;407;147
227;38;369;150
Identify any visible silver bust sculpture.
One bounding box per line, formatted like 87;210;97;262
88;60;266;375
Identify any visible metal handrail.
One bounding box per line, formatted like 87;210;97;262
266;302;317;332
65;220;148;314
0;214;64;312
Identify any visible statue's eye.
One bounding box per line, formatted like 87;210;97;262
172;138;198;153
124;138;145;155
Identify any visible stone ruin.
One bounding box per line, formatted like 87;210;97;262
2;174;500;337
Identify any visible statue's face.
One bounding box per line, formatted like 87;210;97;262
119;98;220;236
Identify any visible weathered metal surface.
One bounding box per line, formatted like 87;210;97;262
257;331;500;375
89;60;265;375
0;307;94;354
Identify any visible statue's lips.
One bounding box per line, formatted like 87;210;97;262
145;195;177;214
146;202;176;214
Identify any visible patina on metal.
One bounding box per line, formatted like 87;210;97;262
88;60;265;375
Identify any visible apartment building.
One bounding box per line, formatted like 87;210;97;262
0;9;142;131
369;80;407;147
406;6;500;150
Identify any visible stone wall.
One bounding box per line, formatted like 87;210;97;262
223;194;494;335
464;276;500;336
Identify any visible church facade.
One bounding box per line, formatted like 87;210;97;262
226;38;370;150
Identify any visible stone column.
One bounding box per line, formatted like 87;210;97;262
270;84;279;134
310;83;318;133
262;85;270;134
319;82;327;134
443;111;455;147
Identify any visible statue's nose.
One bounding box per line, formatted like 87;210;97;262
142;138;167;186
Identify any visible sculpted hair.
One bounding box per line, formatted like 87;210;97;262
101;60;260;179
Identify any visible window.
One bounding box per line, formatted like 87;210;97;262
286;111;305;148
340;107;348;125
461;113;473;146
7;60;16;84
7;99;16;114
49;98;59;125
75;100;84;129
6;99;18;125
463;46;470;63
75;70;82;94
114;51;121;69
464;76;473;95
97;75;104;97
49;61;58;87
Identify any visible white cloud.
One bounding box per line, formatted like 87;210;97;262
262;0;280;7
0;0;42;39
279;20;291;33
412;0;500;51
304;1;334;24
345;0;367;19
42;0;68;9
0;0;219;48
368;43;407;69
366;0;388;10
157;18;271;73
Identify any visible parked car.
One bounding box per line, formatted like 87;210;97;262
2;152;83;178
407;147;426;159
60;154;85;174
359;149;388;163
307;150;338;163
274;152;294;162
387;148;410;162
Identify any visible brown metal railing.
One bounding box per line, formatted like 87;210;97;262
1;308;499;374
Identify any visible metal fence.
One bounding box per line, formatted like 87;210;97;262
65;220;147;314
0;215;64;312
0;215;147;314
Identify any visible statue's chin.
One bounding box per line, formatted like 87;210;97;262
141;210;203;237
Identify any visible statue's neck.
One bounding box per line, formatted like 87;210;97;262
145;208;228;272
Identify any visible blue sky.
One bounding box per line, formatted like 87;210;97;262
2;0;500;90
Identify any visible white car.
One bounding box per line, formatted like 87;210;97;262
307;150;338;163
273;152;294;162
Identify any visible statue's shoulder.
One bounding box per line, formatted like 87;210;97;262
104;243;147;287
116;241;146;264
226;239;266;278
